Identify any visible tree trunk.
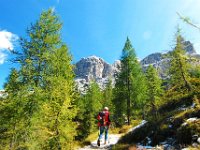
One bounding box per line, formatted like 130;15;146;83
127;61;131;125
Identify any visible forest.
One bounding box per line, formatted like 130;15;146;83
0;9;200;150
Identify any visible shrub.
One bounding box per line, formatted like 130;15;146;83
177;119;200;144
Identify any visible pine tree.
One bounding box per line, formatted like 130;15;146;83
113;37;147;125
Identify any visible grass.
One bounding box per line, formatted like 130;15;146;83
110;119;142;135
112;144;137;150
185;146;200;150
76;119;142;149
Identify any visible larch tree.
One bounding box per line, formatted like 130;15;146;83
76;81;103;139
168;30;192;92
145;65;163;120
0;69;22;149
2;9;77;149
102;79;114;112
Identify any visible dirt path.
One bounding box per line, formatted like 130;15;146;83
78;120;147;150
79;134;121;150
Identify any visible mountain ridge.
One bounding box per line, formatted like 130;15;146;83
74;40;200;92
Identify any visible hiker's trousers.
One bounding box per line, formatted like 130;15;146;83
98;126;109;141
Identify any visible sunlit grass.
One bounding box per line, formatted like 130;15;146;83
112;144;137;150
77;119;142;148
110;119;142;134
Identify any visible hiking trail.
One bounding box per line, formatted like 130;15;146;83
79;134;121;150
78;120;147;150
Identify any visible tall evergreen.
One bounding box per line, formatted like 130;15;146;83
76;81;103;139
168;30;192;92
146;65;163;103
1;9;77;149
145;65;163;120
103;79;114;111
166;30;200;108
0;69;22;149
113;37;147;125
32;45;77;149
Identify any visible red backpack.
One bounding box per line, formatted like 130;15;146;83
97;110;110;127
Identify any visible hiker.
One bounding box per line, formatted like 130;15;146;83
97;107;111;146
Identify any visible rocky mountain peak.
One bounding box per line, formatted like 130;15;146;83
74;55;120;92
183;40;196;54
74;40;199;93
141;53;162;65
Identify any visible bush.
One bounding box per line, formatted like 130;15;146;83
177;119;200;144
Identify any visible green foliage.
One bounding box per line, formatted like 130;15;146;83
1;8;77;150
118;121;153;144
145;65;163;121
76;81;103;140
102;79;114;113
145;65;163;102
190;65;200;78
113;37;147;126
112;144;135;150
0;69;22;149
168;30;192;92
177;119;200;144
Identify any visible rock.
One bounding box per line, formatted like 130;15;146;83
74;55;121;93
197;137;200;144
141;39;200;79
141;52;163;65
183;40;196;55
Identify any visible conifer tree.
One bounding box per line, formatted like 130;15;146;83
103;79;113;111
76;81;103;139
145;65;163;120
146;65;163;103
166;30;200;108
168;30;192;92
0;69;22;149
31;45;77;149
2;9;77;149
113;37;147;125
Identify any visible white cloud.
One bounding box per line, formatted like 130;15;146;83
0;30;18;64
0;30;18;50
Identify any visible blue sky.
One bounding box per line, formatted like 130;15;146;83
0;0;200;89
